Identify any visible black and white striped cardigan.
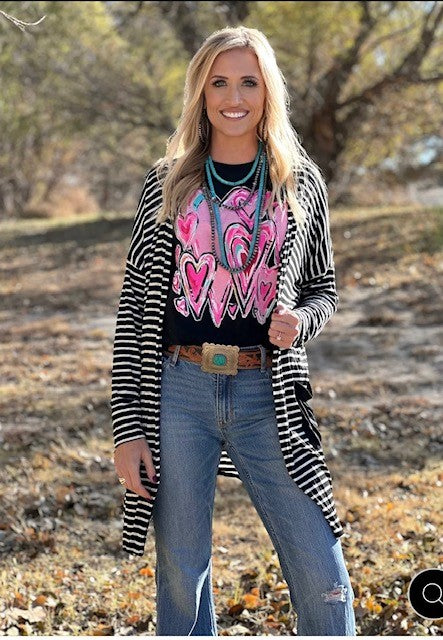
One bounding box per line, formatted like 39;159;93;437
111;164;344;556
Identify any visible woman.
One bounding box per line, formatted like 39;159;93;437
111;26;356;636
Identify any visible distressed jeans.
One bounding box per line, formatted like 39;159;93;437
152;345;356;636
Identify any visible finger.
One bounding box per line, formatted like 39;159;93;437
269;327;288;341
275;304;293;321
275;301;289;313
141;448;157;484
273;312;300;328
273;304;287;318
132;480;153;501
269;335;291;349
269;327;296;349
127;461;152;501
113;446;128;479
115;458;128;482
270;317;298;332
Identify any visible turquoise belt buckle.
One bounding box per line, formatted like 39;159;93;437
200;342;240;375
213;353;227;366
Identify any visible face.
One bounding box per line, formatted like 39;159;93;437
203;47;266;143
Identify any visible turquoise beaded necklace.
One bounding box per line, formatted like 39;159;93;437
203;142;268;273
207;140;263;185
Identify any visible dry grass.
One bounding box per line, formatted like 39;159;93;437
0;204;442;635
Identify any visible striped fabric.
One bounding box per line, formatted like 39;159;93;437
111;164;343;557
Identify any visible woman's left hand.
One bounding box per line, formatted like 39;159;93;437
268;302;301;348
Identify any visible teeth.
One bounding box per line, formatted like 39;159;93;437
222;111;247;118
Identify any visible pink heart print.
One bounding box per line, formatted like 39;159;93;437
179;251;216;319
171;186;288;327
176;211;198;247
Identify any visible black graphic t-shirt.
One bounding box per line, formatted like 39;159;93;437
161;159;288;349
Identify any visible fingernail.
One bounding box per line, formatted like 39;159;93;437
153;475;158;483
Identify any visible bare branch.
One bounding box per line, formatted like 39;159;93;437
413;73;443;84
398;2;443;76
338;3;443;110
0;9;46;32
359;18;421;58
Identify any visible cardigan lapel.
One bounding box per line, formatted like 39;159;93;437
274;206;297;305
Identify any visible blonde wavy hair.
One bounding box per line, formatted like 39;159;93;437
153;25;326;229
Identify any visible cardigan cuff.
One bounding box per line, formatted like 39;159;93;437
290;308;308;349
113;431;146;451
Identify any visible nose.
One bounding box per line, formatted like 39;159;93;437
226;85;242;104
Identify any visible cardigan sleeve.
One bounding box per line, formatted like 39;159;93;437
291;171;339;349
110;169;157;450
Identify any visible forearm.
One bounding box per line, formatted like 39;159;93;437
289;169;339;349
291;266;339;348
110;169;156;450
111;260;145;449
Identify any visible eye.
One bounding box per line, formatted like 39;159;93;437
212;79;257;87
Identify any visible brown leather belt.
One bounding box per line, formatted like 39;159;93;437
163;343;273;375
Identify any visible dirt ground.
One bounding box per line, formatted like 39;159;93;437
0;204;442;635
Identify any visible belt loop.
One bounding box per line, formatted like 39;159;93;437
171;344;181;366
258;344;266;372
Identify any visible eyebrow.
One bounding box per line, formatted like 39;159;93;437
210;74;259;80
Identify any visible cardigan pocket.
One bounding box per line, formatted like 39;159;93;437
296;396;322;449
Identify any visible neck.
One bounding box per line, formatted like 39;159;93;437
209;131;259;164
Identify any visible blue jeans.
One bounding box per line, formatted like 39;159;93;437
152;345;356;636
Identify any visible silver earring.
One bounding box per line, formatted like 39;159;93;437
257;113;268;145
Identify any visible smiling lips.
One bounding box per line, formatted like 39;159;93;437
221;110;248;119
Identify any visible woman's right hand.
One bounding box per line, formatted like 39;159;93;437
113;437;158;500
